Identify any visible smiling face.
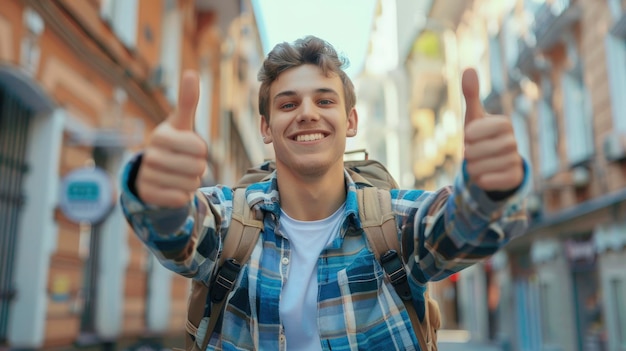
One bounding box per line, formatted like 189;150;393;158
260;64;358;178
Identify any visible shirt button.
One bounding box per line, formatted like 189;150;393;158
281;257;289;265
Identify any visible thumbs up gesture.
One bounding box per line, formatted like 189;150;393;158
462;68;523;192
136;70;208;207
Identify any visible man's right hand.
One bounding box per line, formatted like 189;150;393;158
136;70;208;208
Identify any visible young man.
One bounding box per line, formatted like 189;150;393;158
121;36;529;350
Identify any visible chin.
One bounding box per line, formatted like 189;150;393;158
293;155;343;177
293;161;328;177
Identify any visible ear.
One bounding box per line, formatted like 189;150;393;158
260;115;272;144
346;108;359;137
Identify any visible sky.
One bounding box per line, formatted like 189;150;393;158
251;0;378;78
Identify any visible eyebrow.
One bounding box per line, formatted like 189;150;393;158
273;88;340;103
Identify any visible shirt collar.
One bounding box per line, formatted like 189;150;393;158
243;168;363;230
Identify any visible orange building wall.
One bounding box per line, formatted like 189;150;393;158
123;234;149;336
523;0;626;216
1;0;225;347
579;0;626;194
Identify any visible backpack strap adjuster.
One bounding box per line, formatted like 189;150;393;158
380;250;412;301
210;258;241;303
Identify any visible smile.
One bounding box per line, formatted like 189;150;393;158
294;133;325;142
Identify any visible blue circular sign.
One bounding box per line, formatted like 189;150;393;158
59;167;114;224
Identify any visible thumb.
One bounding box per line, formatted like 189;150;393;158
462;68;485;128
169;70;200;130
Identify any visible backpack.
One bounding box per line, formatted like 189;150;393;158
181;159;441;351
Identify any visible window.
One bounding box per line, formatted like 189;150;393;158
515;278;542;351
538;78;559;178
610;278;626;348
0;88;33;342
524;0;545;14
512;109;532;163
561;71;594;164
195;67;213;143
561;36;594;165
605;0;626;132
100;0;138;49
503;13;520;70
20;8;44;75
519;0;544;48
478;45;492;101
551;0;572;16
540;281;558;345
373;89;386;122
160;0;182;105
605;33;626;132
607;0;625;20
489;34;505;92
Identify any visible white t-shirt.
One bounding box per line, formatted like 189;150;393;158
278;203;346;351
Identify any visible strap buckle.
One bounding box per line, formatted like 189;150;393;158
210;258;242;303
380;250;412;301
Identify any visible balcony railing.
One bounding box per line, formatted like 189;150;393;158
532;0;581;49
514;37;536;77
611;13;626;37
483;89;503;114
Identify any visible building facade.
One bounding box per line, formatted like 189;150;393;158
401;0;626;350
0;0;265;349
360;0;474;335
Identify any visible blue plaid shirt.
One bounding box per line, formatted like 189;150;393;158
121;160;529;351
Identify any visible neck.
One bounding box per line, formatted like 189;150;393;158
276;164;346;221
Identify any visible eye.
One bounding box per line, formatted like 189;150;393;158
280;102;296;110
318;99;334;105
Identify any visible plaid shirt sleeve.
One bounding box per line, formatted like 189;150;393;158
119;156;231;284
398;159;530;284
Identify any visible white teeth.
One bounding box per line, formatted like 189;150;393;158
295;133;324;142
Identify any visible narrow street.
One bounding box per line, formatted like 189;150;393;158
439;342;504;351
437;330;503;351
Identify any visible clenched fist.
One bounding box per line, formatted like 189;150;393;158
462;68;524;192
137;70;208;207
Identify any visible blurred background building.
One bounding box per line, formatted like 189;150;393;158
1;0;626;350
0;0;266;349
357;0;626;350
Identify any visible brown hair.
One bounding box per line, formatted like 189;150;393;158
257;35;356;121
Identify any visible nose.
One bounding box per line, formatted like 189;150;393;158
297;98;319;123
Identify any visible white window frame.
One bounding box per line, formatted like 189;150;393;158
607;0;624;20
100;0;138;49
195;67;213;143
561;34;594;165
489;34;505;93
538;78;559;178
20;8;44;76
478;50;492;101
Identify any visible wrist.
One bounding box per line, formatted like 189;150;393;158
127;153;144;199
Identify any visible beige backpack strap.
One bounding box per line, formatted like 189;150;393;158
220;188;264;264
184;280;210;350
357;187;399;254
425;288;440;349
357;187;433;351
199;188;263;351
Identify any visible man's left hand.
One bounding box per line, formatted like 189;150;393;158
462;68;524;192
